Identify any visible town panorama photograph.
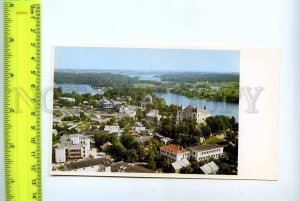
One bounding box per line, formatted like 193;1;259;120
51;46;239;176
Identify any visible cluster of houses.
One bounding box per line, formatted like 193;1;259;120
53;94;221;174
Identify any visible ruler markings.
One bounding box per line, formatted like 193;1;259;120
4;1;42;201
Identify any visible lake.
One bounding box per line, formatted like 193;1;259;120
54;83;238;120
127;74;162;82
155;92;239;120
54;83;104;95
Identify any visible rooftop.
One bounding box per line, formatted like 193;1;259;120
187;144;223;152
111;162;155;173
160;144;189;154
146;109;160;117
64;158;112;171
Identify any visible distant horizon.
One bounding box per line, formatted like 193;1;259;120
54;68;240;74
55;46;240;73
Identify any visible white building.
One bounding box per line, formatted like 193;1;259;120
55;134;91;163
146;109;161;124
141;94;153;109
187;144;224;161
104;125;120;133
117;107;136;119
160;144;191;161
176;105;211;125
132;126;146;134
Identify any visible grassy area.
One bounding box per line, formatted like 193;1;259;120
203;136;226;144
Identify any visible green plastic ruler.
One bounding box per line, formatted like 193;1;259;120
4;0;42;200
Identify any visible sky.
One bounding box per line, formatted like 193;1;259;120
55;46;240;73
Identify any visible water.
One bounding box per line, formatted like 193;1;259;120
127;74;162;82
54;83;238;120
54;83;104;95
156;92;239;120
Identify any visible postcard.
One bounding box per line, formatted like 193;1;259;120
50;45;279;180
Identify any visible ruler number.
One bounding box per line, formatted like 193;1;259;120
31;125;36;130
31;137;36;144
32;179;37;185
31;151;36;157
31;164;37;171
9;108;15;113
32;192;37;199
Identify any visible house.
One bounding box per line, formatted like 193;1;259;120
117;107;136;119
104;125;123;137
141;94;153;109
111;162;155;173
104;125;120;133
160;144;191;161
99;99;113;109
64;158;112;172
132;126;146;134
55;134;91;163
134;136;152;143
200;161;219;174
176;104;211;125
146;109;161;124
187;144;223;161
171;158;190;173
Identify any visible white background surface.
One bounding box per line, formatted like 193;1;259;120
0;0;300;200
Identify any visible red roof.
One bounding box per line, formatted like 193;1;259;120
160;144;189;154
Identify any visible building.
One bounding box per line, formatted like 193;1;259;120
160;144;191;161
99;99;113;109
171;158;190;173
117;107;136;119
111;162;155;173
200;161;219;174
187;144;223;161
146;109;161;124
132;126;146;134
64;158;112;172
55;134;91;163
176;105;211;125
141;94;153;109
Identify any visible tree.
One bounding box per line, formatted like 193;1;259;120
95;132;118;148
125;150;138;163
136;108;144;121
110;142;126;160
200;124;211;138
121;134;137;149
159;118;176;138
